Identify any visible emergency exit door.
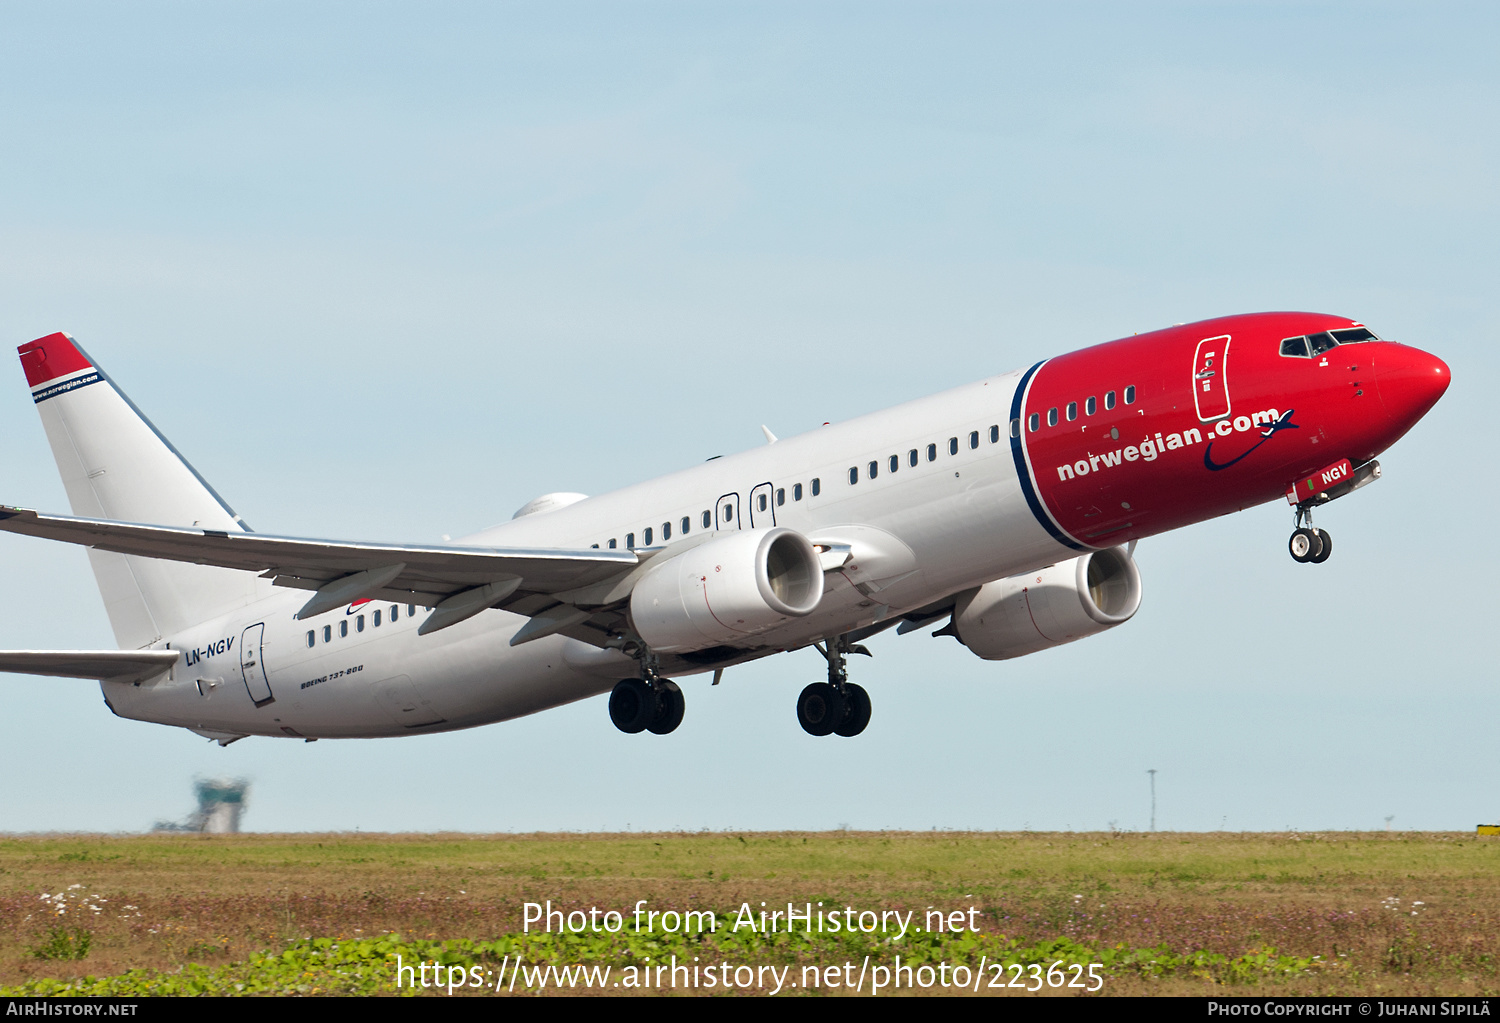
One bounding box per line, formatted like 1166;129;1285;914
715;493;741;531
749;482;776;528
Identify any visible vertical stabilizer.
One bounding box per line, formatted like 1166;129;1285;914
18;333;264;648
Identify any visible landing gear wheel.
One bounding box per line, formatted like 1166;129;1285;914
834;683;871;737
797;682;846;737
1310;528;1333;564
1289;528;1320;563
609;678;654;734
646;679;685;735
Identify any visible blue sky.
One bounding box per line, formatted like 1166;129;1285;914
0;2;1495;832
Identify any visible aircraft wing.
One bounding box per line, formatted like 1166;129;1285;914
0;505;642;640
0;650;179;683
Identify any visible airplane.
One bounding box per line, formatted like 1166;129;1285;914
0;312;1449;745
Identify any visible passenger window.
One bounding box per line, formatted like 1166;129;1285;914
306;630;315;648
1280;336;1311;358
1066;402;1077;421
1009;419;1020;438
776;488;784;506
663;521;671;540
702;510;711;528
356;614;365;633
1047;408;1058;427
590;543;599;549
682;516;690;534
373;609;381;627
849;466;859;485
811;478;821;496
968;431;979;449
757;493;767;512
909;448;918;467
608;538;617;549
408;604;416;617
1308;332;1337;355
989;425;1000;444
948;437;958;455
626;532;635;548
1105;390;1116;410
889;454;899;473
1086;396;1096;415
1125;385;1136;404
927;443;937;461
391;605;399;621
868;460;879;479
323;625;331;643
643;527;653;545
793;483;803;501
723;504;733;522
1027;413;1039;432
339;620;348;638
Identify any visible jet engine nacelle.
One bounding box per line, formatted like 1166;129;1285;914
629;527;824;654
954;546;1142;660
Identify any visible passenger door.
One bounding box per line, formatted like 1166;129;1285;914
239;623;274;707
1192;334;1232;422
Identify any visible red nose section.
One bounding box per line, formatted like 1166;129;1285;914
1377;344;1450;429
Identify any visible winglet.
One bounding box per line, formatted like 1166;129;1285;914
18;333;94;389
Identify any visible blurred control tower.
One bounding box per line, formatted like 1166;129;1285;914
152;778;249;833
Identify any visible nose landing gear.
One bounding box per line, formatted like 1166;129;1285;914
1283;458;1384;565
798;635;872;737
1288;508;1332;565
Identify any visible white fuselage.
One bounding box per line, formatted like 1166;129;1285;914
105;366;1066;739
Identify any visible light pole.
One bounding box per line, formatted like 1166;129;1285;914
1148;769;1157;832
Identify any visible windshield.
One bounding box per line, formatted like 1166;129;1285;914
1279;326;1381;358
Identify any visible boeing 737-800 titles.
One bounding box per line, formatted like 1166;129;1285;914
0;313;1449;744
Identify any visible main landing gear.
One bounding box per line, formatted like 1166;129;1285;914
1288;506;1333;565
609;655;684;735
798;634;872;738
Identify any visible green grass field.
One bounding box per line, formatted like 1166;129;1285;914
1;831;1495;996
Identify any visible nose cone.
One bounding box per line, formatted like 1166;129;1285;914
1376;344;1450;428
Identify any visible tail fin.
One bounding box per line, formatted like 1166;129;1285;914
18;333;263;648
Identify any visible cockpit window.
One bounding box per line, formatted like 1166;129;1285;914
1280;327;1382;359
1307;331;1337;355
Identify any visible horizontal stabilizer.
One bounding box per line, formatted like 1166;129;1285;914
0;649;179;683
0;505;639;613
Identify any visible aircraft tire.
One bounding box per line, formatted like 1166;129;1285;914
609;678;655;734
1289;528;1319;563
647;679;685;735
797;682;845;737
1310;529;1333;564
834;683;871;737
